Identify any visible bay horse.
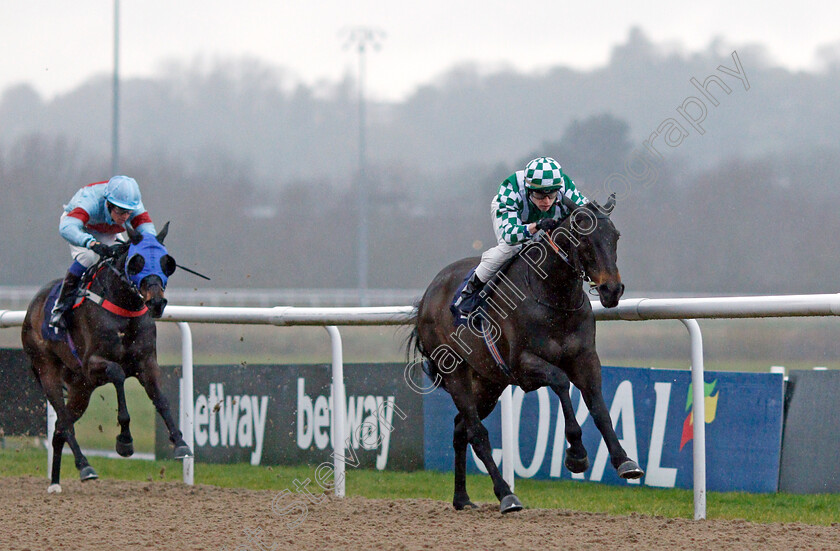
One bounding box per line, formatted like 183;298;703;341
21;223;192;493
409;194;643;513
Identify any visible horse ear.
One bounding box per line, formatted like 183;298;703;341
157;221;170;244
602;193;616;215
113;242;130;258
126;225;143;245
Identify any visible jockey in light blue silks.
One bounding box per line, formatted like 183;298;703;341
454;157;589;315
49;176;157;329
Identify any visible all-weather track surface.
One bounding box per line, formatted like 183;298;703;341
1;476;838;550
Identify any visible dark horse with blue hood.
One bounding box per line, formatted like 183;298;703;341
22;222;192;493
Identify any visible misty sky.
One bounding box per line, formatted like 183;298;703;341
2;1;839;102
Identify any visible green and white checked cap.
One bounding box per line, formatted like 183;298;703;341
524;157;565;190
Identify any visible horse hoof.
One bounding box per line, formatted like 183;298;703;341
173;445;193;459
499;494;523;514
116;436;134;457
47;484;62;494
617;459;644;480
453;500;477;510
565;454;590;474
80;466;99;481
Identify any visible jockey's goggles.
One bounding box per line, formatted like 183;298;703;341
108;202;132;216
529;189;559;201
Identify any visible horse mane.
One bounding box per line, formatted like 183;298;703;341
80;248;128;292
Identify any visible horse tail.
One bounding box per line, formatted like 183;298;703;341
403;300;425;365
403;299;445;392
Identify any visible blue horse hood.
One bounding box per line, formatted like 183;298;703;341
125;235;173;288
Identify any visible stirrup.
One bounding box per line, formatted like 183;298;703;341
49;294;74;330
455;284;483;315
48;310;66;330
454;281;473;305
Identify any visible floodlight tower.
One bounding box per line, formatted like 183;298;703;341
111;0;120;176
342;27;385;306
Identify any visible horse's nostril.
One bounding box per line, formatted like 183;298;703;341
146;297;167;317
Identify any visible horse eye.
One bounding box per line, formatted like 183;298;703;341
161;255;176;277
127;254;145;276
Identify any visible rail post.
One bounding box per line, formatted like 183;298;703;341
680;319;706;520
325;326;347;497
178;322;195;485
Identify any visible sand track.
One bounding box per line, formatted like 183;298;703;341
1;476;838;550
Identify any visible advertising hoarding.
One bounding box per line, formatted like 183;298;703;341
155;363;423;470
424;366;784;492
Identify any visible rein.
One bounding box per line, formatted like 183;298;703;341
536;212;614;295
519;234;588;312
522;217;612;311
74;261;149;318
533;228;588;283
524;265;587;312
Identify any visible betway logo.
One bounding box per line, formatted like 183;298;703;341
296;378;401;470
194;383;269;466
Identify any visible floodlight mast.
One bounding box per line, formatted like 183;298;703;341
342;27;385;306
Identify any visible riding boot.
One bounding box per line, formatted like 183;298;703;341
454;272;487;315
49;271;82;330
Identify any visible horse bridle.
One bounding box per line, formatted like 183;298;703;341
522;235;589;312
533;228;591;286
72;258;150;318
535;211;615;295
99;256;147;300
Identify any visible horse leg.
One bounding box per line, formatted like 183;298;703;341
448;377;522;513
43;377;66;492
64;383;97;480
452;413;476;510
103;362;134;457
48;427;65;492
518;351;589;473
137;361;192;458
550;375;589;474
41;373;97;492
570;352;644;480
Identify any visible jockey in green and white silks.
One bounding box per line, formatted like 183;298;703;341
454;157;588;315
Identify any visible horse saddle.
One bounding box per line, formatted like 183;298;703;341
450;229;568;327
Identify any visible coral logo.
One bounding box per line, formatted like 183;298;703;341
679;380;719;450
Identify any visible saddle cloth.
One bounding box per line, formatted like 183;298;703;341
41;282;68;342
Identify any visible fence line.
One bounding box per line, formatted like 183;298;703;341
0;286;425;309
4;292;840;521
